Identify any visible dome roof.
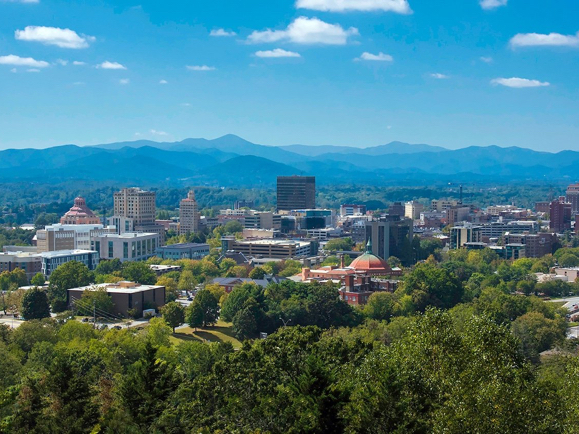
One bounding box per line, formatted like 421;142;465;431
349;239;392;274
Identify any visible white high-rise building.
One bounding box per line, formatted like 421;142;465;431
179;190;200;235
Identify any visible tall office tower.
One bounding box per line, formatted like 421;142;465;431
566;183;579;214
365;217;413;260
111;188;165;244
179;190;200;235
276;176;316;211
550;198;572;233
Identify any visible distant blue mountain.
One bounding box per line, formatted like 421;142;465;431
0;135;577;186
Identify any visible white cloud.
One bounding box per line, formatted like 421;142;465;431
296;0;412;13
55;59;68;66
119;78;130;85
72;61;86;66
480;56;493;63
150;129;168;136
248;17;359;45
10;68;17;73
181;103;191;107
210;28;236;37
430;73;449;79
255;48;301;58
15;26;95;49
26;68;40;72
491;77;550;88
355;51;393;61
159;79;168;84
509;31;579;48
0;54;49;68
186;65;216;71
480;0;507;10
97;61;126;70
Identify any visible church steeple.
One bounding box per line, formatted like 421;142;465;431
365;238;373;253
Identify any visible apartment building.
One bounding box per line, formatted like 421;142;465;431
179;190;200;235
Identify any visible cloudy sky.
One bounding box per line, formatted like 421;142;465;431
1;0;578;151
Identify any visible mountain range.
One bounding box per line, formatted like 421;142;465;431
0;134;576;186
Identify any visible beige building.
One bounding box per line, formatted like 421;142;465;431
221;237;312;259
111;188;165;243
405;201;424;220
36;224;114;253
179;190;200;235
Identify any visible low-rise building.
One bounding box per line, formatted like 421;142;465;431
450;224;482;249
0;251;42;281
36;223;115;252
156;242;210;260
221;237;314;259
91;232;160;262
40;249;99;277
211;275;286;293
67;281;166;317
150;264;182;276
340;204;367;217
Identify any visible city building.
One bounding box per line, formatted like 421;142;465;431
550;198;572;233
388;202;405;218
0;251;42;281
234;199;254;210
450;224;482;249
179;190;200;235
110;187;165;242
276;176;316;211
478;220;539;239
291;209;335;230
567;183;579;214
340;204;367;217
212;275;286;293
502;233;556;258
431;199;460;212
67;281;166;317
221;237;314;259
40;249;99;277
150;264;182;276
155;243;210;260
535;201;551;213
446;207;471;226
365;217;413;260
36;224;114;252
405;201;424;220
91;232;160;262
60;197;101;225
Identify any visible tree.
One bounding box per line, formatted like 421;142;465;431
224;220;243;234
161;302;185;332
325;237;354;252
94;258;122;276
30;272;46;287
121;262;157;285
558;253;579;268
249;266;266;280
157;275;179;302
79;286;115;315
219;258;237;274
512;312;566;363
21;287;51;320
186;301;204;329
402;263;463;311
220;284;254;322
364;292;396;322
47;261;94;312
232;298;260;340
178;270;196;293
188;290;218;327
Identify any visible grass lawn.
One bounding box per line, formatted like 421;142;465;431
170;319;242;349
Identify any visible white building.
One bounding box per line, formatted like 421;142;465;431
91;232;160;262
405;201;424;220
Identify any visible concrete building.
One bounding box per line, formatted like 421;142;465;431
364;217;413;260
276;176;316;211
221;237;313;259
340;204;367;217
535;201;551;213
388;202;405;218
40;250;99;277
155;243;210;260
291;209;335;230
179;190;200;235
479;220;538;239
67;281;165;317
91;232;160;262
405;201;424;220
60;197;101;225
446;207;471;226
431;199;459;212
502;233;556;258
550;198;572;233
0;251;42;281
110;187;165;242
450;224;482;249
234;199;254;210
567;183;579;214
36;224;114;253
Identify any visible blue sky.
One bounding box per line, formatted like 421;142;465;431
1;0;578;151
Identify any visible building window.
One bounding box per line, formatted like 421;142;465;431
123;242;128;259
132;242;136;258
108;241;114;259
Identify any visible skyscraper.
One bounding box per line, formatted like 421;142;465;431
277;176;316;211
111;187;165;242
179;190;200;235
550;198;572;233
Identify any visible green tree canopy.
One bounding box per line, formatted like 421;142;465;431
21;287;51;320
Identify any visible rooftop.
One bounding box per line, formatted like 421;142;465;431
39;249;97;258
94;232;158;239
158;242;210;249
69;281;164;294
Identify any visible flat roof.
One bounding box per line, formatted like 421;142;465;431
236;238;310;247
94;232;158;239
68;282;163;294
158;242;209;249
39;249;96;258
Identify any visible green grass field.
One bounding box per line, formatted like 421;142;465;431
170;319;242;349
